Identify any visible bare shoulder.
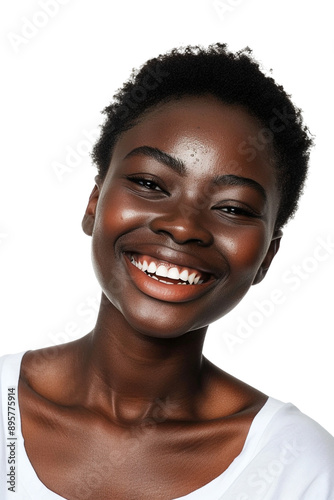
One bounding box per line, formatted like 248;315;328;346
199;356;268;421
20;335;90;404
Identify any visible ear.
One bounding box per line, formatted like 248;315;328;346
82;176;102;236
252;230;283;285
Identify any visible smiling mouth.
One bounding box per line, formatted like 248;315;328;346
129;253;210;285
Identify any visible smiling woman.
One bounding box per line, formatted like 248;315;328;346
85;96;281;338
1;44;333;500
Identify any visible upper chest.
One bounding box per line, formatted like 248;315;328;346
18;383;256;500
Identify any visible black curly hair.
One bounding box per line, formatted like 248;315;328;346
92;43;313;230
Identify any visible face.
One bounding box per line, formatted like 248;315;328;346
83;96;282;338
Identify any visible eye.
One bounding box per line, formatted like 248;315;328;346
214;204;261;218
221;206;254;216
127;176;163;192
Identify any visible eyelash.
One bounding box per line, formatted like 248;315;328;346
217;206;259;218
127;176;164;192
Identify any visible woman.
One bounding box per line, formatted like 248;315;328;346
1;44;333;499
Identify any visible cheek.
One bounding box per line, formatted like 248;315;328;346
219;226;268;279
200;228;269;324
90;194;126;284
92;190;148;252
90;191;153;298
98;191;142;229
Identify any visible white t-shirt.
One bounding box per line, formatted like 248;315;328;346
1;352;334;499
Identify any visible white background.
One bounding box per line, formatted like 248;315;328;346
1;0;333;435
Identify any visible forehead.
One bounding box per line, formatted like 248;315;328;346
113;95;275;170
110;95;280;215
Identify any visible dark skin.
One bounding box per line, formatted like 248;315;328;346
19;95;282;500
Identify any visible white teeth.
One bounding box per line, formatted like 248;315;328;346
130;255;205;285
147;261;157;274
188;272;196;285
167;267;180;280
156;265;168;277
179;269;189;282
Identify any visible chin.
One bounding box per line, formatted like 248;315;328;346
119;303;205;340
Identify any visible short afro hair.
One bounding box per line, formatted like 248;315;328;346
92;43;313;230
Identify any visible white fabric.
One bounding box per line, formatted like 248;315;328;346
1;351;334;499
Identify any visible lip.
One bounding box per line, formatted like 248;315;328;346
123;253;217;303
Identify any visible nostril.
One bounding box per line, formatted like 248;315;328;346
160;230;205;246
149;217;213;246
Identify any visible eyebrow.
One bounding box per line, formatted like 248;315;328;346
123;146;186;176
123;146;267;201
212;174;267;202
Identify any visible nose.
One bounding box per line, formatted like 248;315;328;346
149;205;213;246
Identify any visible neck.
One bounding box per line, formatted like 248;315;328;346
80;293;208;423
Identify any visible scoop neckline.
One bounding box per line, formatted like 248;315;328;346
12;351;283;500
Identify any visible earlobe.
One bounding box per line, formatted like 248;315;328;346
81;179;102;236
252;230;283;285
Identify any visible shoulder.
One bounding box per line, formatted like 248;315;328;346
247;398;334;495
259;398;334;457
20;338;88;404
0;352;26;397
221;398;334;499
201;358;269;420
